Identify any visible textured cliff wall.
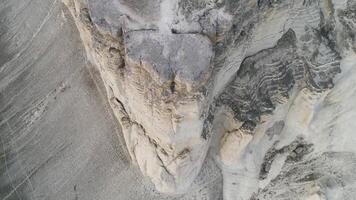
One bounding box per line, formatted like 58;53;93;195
1;0;356;199
60;0;356;199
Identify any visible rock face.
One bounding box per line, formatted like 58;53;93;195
1;0;356;199
61;0;356;197
121;31;213;193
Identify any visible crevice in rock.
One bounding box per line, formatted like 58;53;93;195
156;148;175;179
79;7;93;25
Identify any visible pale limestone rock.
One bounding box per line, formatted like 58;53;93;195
114;32;213;193
63;0;215;193
219;129;253;167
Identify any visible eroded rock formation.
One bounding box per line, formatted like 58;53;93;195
2;0;355;199
62;0;356;198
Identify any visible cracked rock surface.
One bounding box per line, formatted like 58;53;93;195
1;0;356;199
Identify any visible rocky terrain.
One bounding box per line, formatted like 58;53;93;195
1;0;356;199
